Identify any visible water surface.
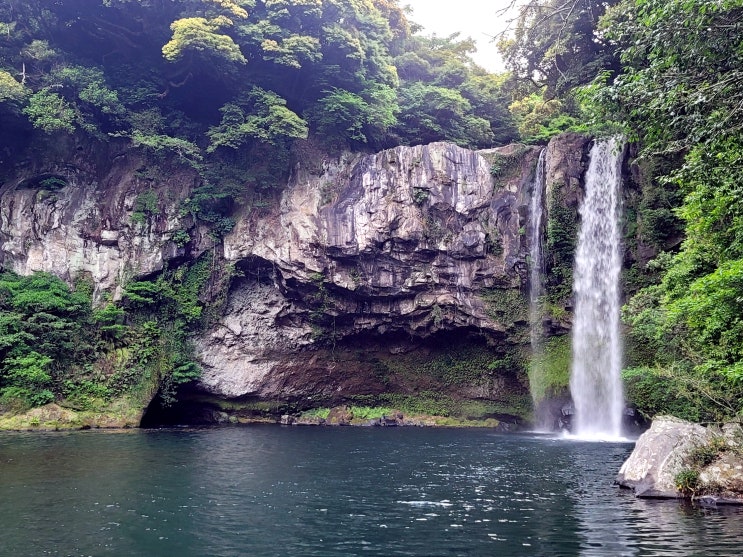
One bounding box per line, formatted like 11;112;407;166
1;427;741;556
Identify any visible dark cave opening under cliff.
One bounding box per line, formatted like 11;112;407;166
140;328;531;428
139;384;227;428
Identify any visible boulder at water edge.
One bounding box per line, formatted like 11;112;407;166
616;416;743;503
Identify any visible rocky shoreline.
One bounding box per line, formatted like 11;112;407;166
0;402;519;431
617;416;743;505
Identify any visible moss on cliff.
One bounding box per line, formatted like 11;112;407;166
529;335;571;404
545;180;578;304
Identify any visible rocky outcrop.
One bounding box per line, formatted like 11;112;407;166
617;416;743;503
0;133;595;422
197;141;545;400
0;135;214;299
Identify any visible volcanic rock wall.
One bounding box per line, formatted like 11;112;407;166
0;133;593;416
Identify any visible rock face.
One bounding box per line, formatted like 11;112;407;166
0;133;595;420
0;135;212;299
197;141;549;401
617;416;743;503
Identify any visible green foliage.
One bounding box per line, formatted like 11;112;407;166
349;391;531;421
0;254;226;414
0;70;27;103
688;437;729;469
376;340;524;398
62;379;111;411
162;16;247;64
170;229;191;247
349;406;395;420
119;259;213;405
412;187;429;205
207;87;308;152
500;0;621;98
0;271;92;407
622;367;704;422
23;90;76;133
131;189;160;225
594;0;743;155
54;65;125;117
545;182;577;303
20;65;125;135
300;407;331;420
485;228;503;257
93;303;128;342
530;335;571;403
508;93;584;143
674;469;700;496
488;148;529;179
620;136;743;420
392;82;481;147
392;33;517;148
131;132;203;169
481;288;528;326
307;86;398;146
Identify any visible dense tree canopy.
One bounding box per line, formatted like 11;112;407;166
0;0;515;153
593;0;743;419
500;0;621;98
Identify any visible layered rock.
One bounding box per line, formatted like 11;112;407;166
197;141;544;400
0;135;212;298
0;134;595;420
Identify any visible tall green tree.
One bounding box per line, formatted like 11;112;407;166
588;0;743;419
500;0;621;97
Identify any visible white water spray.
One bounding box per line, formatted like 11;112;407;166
528;149;547;424
570;138;625;439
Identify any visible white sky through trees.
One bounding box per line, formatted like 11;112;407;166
402;0;522;72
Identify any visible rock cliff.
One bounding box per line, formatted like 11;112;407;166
0;135;213;298
0;133;594;425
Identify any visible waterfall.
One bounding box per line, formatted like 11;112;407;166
570;137;624;439
528;148;547;426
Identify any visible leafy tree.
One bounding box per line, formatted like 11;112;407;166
207;86;308;152
0;70;27;103
0;271;92;406
508;92;569;141
594;0;743;154
307;85;397;146
120;257;213;404
460;74;519;146
22;90;76;133
132;131;204;168
162;16;247;64
500;0;621;98
586;0;743;419
93;303;128;343
391;33;516;148
393;82;487;147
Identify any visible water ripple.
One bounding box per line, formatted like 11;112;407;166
1;428;743;556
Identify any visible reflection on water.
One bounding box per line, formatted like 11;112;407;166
1;427;742;556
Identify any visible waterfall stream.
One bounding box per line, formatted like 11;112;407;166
528;148;547;425
570;138;625;439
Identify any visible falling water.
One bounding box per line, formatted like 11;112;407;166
570;137;624;439
528;148;547;425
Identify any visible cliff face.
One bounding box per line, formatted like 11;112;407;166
0;136;214;297
0;134;593;424
198;141;542;401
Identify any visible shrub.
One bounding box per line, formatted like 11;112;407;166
675;469;700;495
